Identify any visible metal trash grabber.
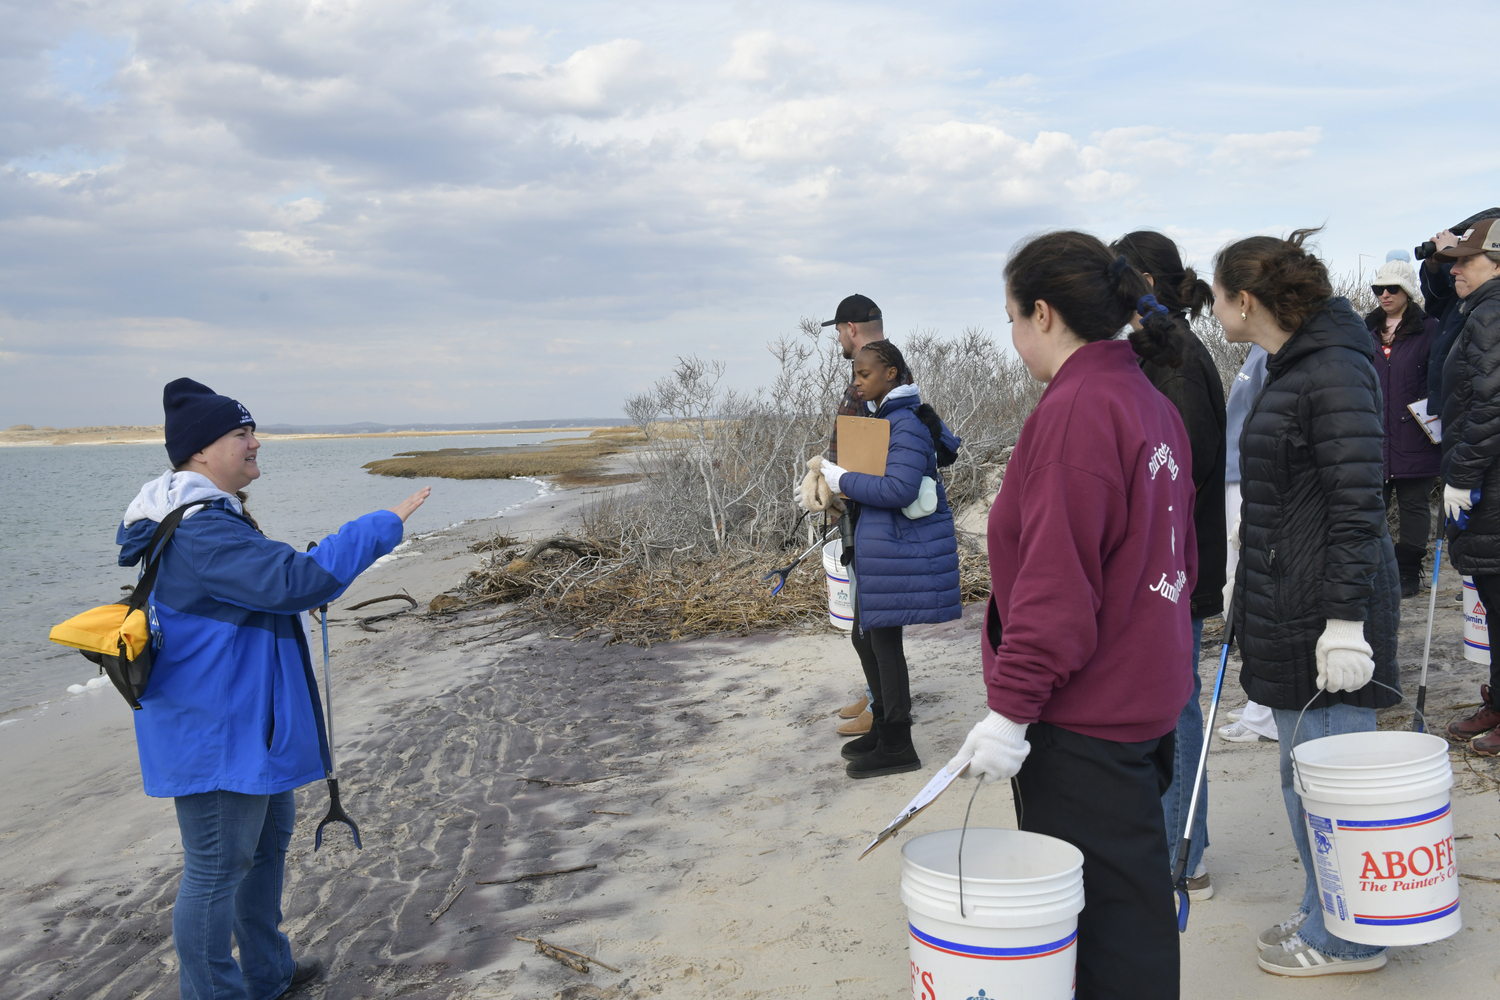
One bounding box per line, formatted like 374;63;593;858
307;541;362;850
1173;599;1234;932
1416;487;1480;732
763;525;840;596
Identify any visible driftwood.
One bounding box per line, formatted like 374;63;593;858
477;863;597;886
505;535;604;573
515;935;621;974
589;810;630;816
428;884;465;924
346;592;418;611
1460;872;1500;884
516;774;619;788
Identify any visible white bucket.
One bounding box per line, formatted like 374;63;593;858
823;538;853;631
902;829;1083;1000
1464;576;1490;665
1293;731;1461;946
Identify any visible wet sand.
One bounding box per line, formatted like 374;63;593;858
2;483;1499;998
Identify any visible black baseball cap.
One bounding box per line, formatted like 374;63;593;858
821;293;882;327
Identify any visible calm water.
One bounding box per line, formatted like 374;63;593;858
0;433;579;717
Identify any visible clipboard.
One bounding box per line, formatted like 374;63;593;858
1407;398;1442;445
859;757;972;859
835;415;889;497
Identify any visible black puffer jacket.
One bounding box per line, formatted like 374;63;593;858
1233;298;1401;711
1441;277;1500;576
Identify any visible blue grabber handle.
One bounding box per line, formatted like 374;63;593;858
1453;488;1481;530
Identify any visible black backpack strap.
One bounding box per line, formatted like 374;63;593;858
126;499;216;613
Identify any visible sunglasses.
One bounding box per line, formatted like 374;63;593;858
1371;285;1405;296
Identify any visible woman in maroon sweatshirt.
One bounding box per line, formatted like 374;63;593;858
949;231;1198;998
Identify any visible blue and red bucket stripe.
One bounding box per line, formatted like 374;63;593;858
1354;899;1460;926
1335;803;1449;832
909;924;1077;961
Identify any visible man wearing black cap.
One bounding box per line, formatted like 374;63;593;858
812;295;912;737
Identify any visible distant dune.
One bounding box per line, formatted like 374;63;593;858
0;419;629;447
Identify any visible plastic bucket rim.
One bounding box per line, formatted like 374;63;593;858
901;828;1085;888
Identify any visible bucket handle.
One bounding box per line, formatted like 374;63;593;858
956;779;983;919
1289;679;1423;796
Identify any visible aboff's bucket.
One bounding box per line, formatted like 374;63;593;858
1463;576;1490;665
902;829;1083;1000
823;538;853;631
1293;731;1461;946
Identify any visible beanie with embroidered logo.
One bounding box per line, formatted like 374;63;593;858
163;378;256;467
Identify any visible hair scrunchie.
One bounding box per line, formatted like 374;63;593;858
1107;254;1130;288
1136;294;1170;318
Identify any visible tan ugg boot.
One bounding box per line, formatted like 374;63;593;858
837;709;873;736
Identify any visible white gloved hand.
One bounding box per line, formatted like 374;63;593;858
1315;619;1374;693
947;710;1031;782
794;481;810;512
1222;578;1235;617
1228;510;1242;551
820;458;847;496
1444;484;1475;522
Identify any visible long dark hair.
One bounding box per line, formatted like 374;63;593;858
1110;231;1214;319
1213;228;1332;333
1005;230;1188;368
1364;299;1428;344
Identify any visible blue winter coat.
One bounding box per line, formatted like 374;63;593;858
838;386;963;629
117;500;402;798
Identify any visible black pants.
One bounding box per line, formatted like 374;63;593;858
1014;722;1179;1000
1471;575;1500;694
1384;476;1435;549
849;602;909;725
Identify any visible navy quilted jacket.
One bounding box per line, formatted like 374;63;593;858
838;386;962;629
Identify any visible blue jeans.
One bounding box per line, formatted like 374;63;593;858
173;790;297;1000
1162;619;1207;874
1270;703;1386;959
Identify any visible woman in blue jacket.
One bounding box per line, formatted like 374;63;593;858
119;378;429;1000
819;341;962;777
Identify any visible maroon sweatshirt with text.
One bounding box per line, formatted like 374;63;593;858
984;340;1198;743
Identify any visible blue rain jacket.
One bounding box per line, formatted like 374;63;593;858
117;500;403;797
839;386;963;628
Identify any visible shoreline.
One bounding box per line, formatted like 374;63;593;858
0;426;621;449
3;480;1499;998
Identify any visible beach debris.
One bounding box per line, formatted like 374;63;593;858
428;884;466;923
477;863;598;885
505;535;606;574
590;810;631;816
345;591;418;611
517;774;620;788
515;936;621;974
429;593;467;613
1460;872;1500;883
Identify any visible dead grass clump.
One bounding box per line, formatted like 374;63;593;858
362;431;646;481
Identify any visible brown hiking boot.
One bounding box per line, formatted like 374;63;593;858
1472;728;1500;757
1448;685;1500;739
839;694;869;719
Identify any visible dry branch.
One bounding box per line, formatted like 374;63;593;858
517;774;619;788
515;936;621;974
428;884;465;924
345;592;418;611
477;863;598;885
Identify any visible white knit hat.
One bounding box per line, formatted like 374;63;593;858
1371;259;1422;308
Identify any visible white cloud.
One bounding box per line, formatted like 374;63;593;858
1210;127;1322;167
240;230;332;261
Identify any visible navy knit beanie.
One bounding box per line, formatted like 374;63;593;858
163;378;255;467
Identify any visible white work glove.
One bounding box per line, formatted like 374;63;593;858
1444;484;1475;523
1315;619;1374;693
1228;510;1241;551
794;480;810;512
948;710;1031;782
1222;578;1235;617
820;458;847;496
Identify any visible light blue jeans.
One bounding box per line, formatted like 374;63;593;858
1162;619;1207;874
173;789;297;1000
1270;703;1386;959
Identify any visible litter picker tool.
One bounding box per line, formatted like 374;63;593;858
307;541;362;850
763;525;840;596
1417;487;1481;733
1173;600;1234;932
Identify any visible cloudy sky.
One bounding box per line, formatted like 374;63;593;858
3;0;1497;427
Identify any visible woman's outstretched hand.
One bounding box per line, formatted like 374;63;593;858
388;487;431;523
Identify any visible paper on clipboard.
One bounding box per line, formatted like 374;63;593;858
858;756;972;859
1408;397;1442;445
835;415;890;498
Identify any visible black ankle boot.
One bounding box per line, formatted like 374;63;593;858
842;715;882;760
1394;542;1425;599
846;720;921;778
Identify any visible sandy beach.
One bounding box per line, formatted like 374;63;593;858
3;479;1499;1000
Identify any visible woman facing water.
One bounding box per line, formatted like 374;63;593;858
120;378;428;1000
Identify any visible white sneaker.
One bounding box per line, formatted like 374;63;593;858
1219;720;1275;743
1226;707;1245;721
1257;934;1387;977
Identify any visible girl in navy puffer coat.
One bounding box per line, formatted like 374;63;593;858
819;341;961;778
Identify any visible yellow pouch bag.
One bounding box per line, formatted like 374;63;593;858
49;499;211;710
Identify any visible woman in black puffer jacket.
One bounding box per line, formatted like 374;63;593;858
1216;229;1399;979
1436;217;1500;754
